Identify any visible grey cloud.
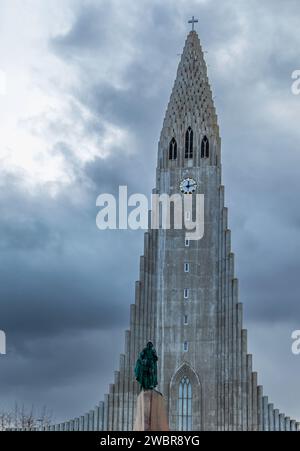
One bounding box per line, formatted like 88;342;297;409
51;1;112;56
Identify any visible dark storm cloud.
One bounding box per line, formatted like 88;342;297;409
1;329;125;420
1;0;300;422
0;167;144;337
51;1;112;55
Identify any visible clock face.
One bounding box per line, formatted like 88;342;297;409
180;178;197;194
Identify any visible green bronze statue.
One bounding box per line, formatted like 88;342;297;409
135;342;158;390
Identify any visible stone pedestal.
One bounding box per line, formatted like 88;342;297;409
133;390;170;431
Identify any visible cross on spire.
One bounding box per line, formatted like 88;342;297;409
188;16;198;31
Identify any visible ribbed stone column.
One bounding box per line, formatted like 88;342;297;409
138;256;145;358
118;354;126;431
263;396;269;431
79;415;84;432
232;278;238;430
236;303;243;430
217;186;225;430
99;402;104;431
279;414;285;431
274;409;279;431
219;206;226;430
251;373;258;431
141;234;148;350
113;371;120;430
257;386;263;431
84;413;89;431
89;410;94;431
94;406;99;431
129;278;140;431
228;250;234;431
103;394;109;431
241;330;248;430
123;329;131;431
108;385;114;430
149;227;157;345
225;235;232;430
285;417;291;431
246;355;253;430
268;404;274;431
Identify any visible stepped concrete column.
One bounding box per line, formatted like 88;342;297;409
274;409;279;431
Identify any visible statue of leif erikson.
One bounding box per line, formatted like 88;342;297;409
134;342;158;391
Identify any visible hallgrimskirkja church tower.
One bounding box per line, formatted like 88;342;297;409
49;29;299;432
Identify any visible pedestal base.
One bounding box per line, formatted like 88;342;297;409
133;390;170;431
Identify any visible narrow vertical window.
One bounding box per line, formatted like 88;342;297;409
201;136;209;159
184;289;189;299
184;315;188;325
184;263;190;273
178;376;192;431
185;127;194;159
185;239;190;247
183;342;189;352
178;377;193;431
169;138;178;160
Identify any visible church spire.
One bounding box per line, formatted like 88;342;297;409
158;30;220;169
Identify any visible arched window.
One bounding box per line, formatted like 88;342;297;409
170;363;201;431
201;136;209;159
178;376;192;431
169;138;177;161
185;127;193;159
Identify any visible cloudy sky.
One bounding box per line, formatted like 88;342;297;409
0;0;300;423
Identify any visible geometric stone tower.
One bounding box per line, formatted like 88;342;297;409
45;29;299;432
